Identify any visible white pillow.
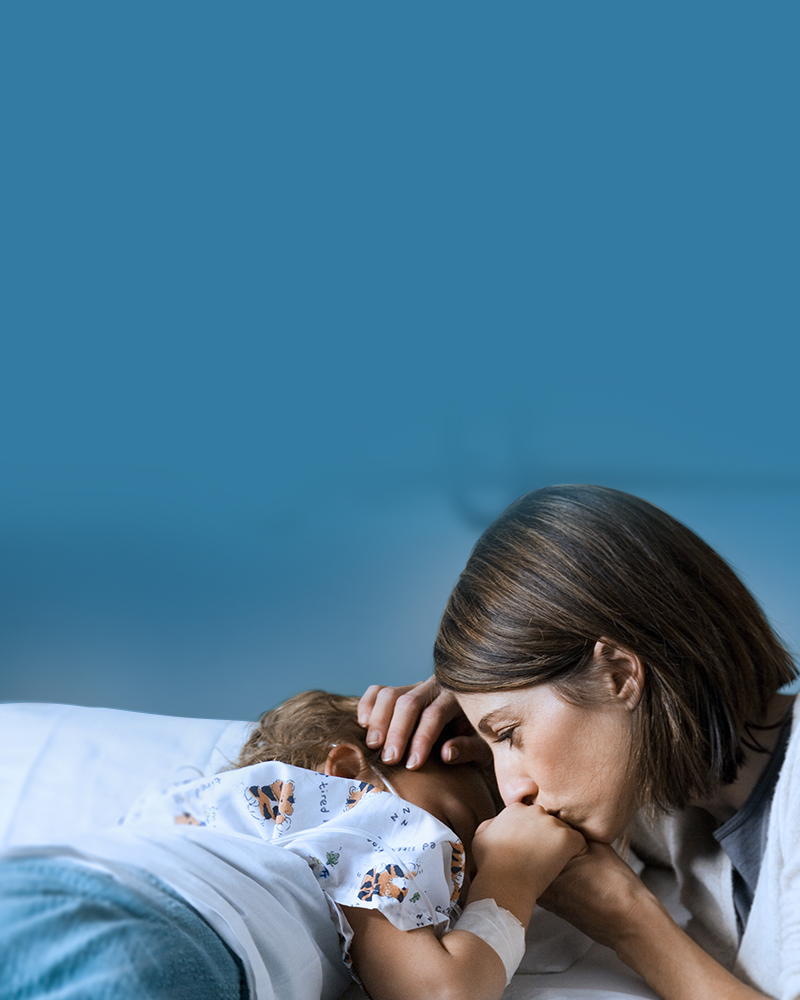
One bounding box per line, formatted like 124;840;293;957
0;702;251;847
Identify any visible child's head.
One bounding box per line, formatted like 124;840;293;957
232;689;497;864
233;689;388;773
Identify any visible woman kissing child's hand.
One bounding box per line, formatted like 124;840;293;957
468;803;587;927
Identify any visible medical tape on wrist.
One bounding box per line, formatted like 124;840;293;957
454;898;526;985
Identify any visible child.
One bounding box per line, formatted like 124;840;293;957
0;691;585;1000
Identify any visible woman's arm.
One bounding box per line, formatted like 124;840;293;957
539;843;773;1000
358;677;482;769
343;803;586;1000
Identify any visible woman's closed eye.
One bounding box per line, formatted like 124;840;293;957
494;726;518;747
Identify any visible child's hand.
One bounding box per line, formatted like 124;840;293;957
471;803;587;910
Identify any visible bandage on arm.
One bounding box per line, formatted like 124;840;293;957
455;897;526;985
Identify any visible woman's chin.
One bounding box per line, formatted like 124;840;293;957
571;818;620;844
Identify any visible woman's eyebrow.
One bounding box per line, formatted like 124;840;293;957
476;708;512;736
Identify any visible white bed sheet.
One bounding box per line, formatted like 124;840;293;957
0;702;660;1000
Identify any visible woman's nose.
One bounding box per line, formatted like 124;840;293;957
495;766;539;807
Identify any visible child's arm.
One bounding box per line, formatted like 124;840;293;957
342;803;586;1000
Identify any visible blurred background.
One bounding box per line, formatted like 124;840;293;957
1;4;798;722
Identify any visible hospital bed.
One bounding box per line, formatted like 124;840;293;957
0;701;662;1000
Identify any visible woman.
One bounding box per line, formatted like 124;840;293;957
359;485;799;1000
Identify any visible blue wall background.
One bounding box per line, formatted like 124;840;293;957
2;4;798;721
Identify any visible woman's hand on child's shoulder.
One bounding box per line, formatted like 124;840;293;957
472;803;587;903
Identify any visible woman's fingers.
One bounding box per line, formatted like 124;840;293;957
439;733;492;766
358;681;429;751
358;678;478;769
357;685;387;728
398;689;464;768
378;679;445;764
357;677;457;768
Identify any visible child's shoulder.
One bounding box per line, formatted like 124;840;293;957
125;760;392;833
239;764;391;828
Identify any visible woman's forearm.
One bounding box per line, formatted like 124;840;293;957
539;843;773;1000
614;895;771;1000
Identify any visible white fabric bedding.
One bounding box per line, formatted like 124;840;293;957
0;702;659;1000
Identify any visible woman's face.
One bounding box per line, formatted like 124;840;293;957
457;681;638;843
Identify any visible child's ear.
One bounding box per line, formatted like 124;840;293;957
322;742;374;781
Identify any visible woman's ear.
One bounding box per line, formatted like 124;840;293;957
322;742;375;781
593;639;645;711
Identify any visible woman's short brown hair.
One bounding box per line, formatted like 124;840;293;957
434;484;797;813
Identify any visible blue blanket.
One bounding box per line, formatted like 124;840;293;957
0;856;247;1000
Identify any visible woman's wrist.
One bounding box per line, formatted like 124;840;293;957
608;890;673;969
536;847;662;958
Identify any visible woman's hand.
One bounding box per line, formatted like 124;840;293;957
536;841;653;951
358;676;486;769
468;803;587;926
474;804;587;899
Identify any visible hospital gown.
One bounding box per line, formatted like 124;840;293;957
2;762;466;1000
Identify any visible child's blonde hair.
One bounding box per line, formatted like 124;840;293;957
231;689;389;775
